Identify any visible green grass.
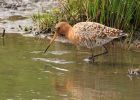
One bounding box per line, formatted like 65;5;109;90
61;0;140;29
31;8;61;31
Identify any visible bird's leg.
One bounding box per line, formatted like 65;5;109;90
88;53;94;59
2;28;5;46
111;41;114;46
87;46;108;62
88;49;95;62
93;45;108;58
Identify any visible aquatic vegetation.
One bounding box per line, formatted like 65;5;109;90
59;0;140;39
31;8;61;31
32;0;140;41
60;0;140;29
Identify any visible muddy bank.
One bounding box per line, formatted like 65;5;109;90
0;0;59;34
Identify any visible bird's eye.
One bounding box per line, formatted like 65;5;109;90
53;27;60;32
56;27;60;31
60;33;65;36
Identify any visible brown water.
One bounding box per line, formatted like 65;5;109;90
0;33;140;100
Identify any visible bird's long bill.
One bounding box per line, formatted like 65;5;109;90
44;33;57;53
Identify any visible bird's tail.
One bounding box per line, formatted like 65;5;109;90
118;31;128;38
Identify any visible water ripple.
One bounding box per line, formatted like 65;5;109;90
48;50;71;55
51;66;69;72
30;51;43;54
32;58;74;64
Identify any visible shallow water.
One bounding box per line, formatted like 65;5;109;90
0;33;140;100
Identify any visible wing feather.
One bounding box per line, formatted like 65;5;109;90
72;22;122;48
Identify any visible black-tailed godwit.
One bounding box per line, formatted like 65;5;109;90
44;22;127;62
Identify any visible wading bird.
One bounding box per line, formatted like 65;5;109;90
44;22;127;62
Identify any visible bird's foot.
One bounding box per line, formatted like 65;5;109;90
87;55;95;63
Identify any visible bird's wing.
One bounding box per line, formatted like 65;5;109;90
72;22;124;48
73;22;122;39
73;22;105;39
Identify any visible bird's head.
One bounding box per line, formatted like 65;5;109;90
54;22;71;37
44;22;71;53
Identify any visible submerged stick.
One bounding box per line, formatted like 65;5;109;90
1;28;5;46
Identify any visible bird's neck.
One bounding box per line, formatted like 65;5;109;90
65;26;76;44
